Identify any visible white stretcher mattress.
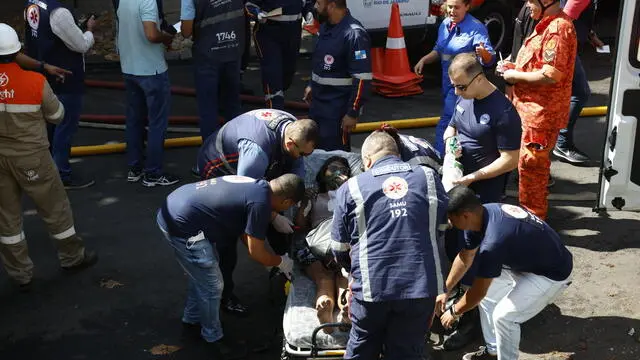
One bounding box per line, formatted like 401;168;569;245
282;267;349;349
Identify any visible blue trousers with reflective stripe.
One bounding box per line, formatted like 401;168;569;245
254;20;302;109
346;296;435;360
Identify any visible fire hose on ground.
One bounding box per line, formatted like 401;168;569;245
74;79;609;159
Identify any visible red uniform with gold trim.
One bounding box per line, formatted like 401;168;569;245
512;13;577;220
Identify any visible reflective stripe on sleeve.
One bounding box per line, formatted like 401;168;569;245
347;177;373;302
420;166;445;295
330;239;350;252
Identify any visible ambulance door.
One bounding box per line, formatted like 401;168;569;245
597;0;640;211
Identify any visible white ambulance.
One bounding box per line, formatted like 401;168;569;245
597;0;640;211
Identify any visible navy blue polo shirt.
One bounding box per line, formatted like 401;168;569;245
465;203;573;281
450;90;521;203
160;176;272;245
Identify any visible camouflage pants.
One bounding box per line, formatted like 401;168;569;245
518;127;560;220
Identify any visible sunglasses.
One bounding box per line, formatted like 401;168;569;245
453;72;482;91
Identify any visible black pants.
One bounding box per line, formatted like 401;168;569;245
216;224;290;298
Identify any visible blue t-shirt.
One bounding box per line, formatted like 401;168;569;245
116;0;168;76
161;176;272;245
450;90;521;203
465;203;573;281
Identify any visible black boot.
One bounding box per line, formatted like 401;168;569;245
442;306;481;351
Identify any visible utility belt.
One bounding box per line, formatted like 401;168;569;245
161;202;205;242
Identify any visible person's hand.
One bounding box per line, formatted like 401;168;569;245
475;42;490;61
414;57;426;75
504;83;514;101
44;63;72;82
257;11;268;24
341;114;358;134
86;15;97;32
272;214;294;234
453;173;476;187
162;32;174;47
435;293;449;316
440;308;458;329
502;69;518;84
589;31;605;49
303;86;312;104
496;60;515;75
277;254;294;280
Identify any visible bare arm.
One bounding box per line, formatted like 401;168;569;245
453;277;494;314
181;20;194;38
15;53;42;70
242;234;282;267
143;21;172;44
443;126;457;142
445;248;478;294
464;149;519;183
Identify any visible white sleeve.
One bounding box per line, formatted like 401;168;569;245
50;8;95;54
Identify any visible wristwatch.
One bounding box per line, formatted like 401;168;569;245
38;61;46;74
448;304;462;321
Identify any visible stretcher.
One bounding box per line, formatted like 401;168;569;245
281;267;350;360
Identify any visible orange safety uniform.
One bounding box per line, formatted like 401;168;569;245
512;13;577;220
0;62;87;285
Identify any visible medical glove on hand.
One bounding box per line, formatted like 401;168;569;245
278;254;294;280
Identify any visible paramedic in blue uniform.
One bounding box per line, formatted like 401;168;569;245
246;0;308;109
180;0;245;140
414;0;495;155
24;0;97;189
303;0;372;151
331;131;449;360
379;124;443;173
438;53;522;351
441;186;573;360
157;173;303;358
197;109;318;313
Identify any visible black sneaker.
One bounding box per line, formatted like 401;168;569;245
205;337;247;360
191;165;201;179
127;168;143;183
63;175;95;190
62;250;98;272
553;145;590;164
221;295;249;316
462;346;497;360
142;173;180;187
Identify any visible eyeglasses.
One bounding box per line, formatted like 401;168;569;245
289;138;311;157
453;72;482;91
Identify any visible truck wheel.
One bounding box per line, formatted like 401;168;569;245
473;1;514;54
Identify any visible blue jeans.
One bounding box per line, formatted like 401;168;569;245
194;57;242;140
124;71;170;176
556;56;590;149
157;212;224;342
434;86;457;155
48;93;82;181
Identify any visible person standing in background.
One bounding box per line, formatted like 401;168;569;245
116;0;179;187
414;0;495;156
24;0;97;189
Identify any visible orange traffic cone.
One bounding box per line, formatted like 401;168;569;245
373;2;423;97
371;47;385;78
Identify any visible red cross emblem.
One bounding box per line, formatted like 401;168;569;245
30;11;38;23
261;111;272;117
386;182;403;194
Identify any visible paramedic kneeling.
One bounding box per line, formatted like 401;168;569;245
157;173;304;358
331;131;449;360
441;186;573;360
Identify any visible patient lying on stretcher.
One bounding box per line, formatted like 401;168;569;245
293;156;352;334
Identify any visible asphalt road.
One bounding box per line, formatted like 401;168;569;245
1;22;639;360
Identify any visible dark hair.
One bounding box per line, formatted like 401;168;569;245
0;54;17;64
447;185;482;214
328;0;347;8
290;119;319;146
316;156;351;193
272;173;306;203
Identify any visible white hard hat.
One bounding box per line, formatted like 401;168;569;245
0;23;22;56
